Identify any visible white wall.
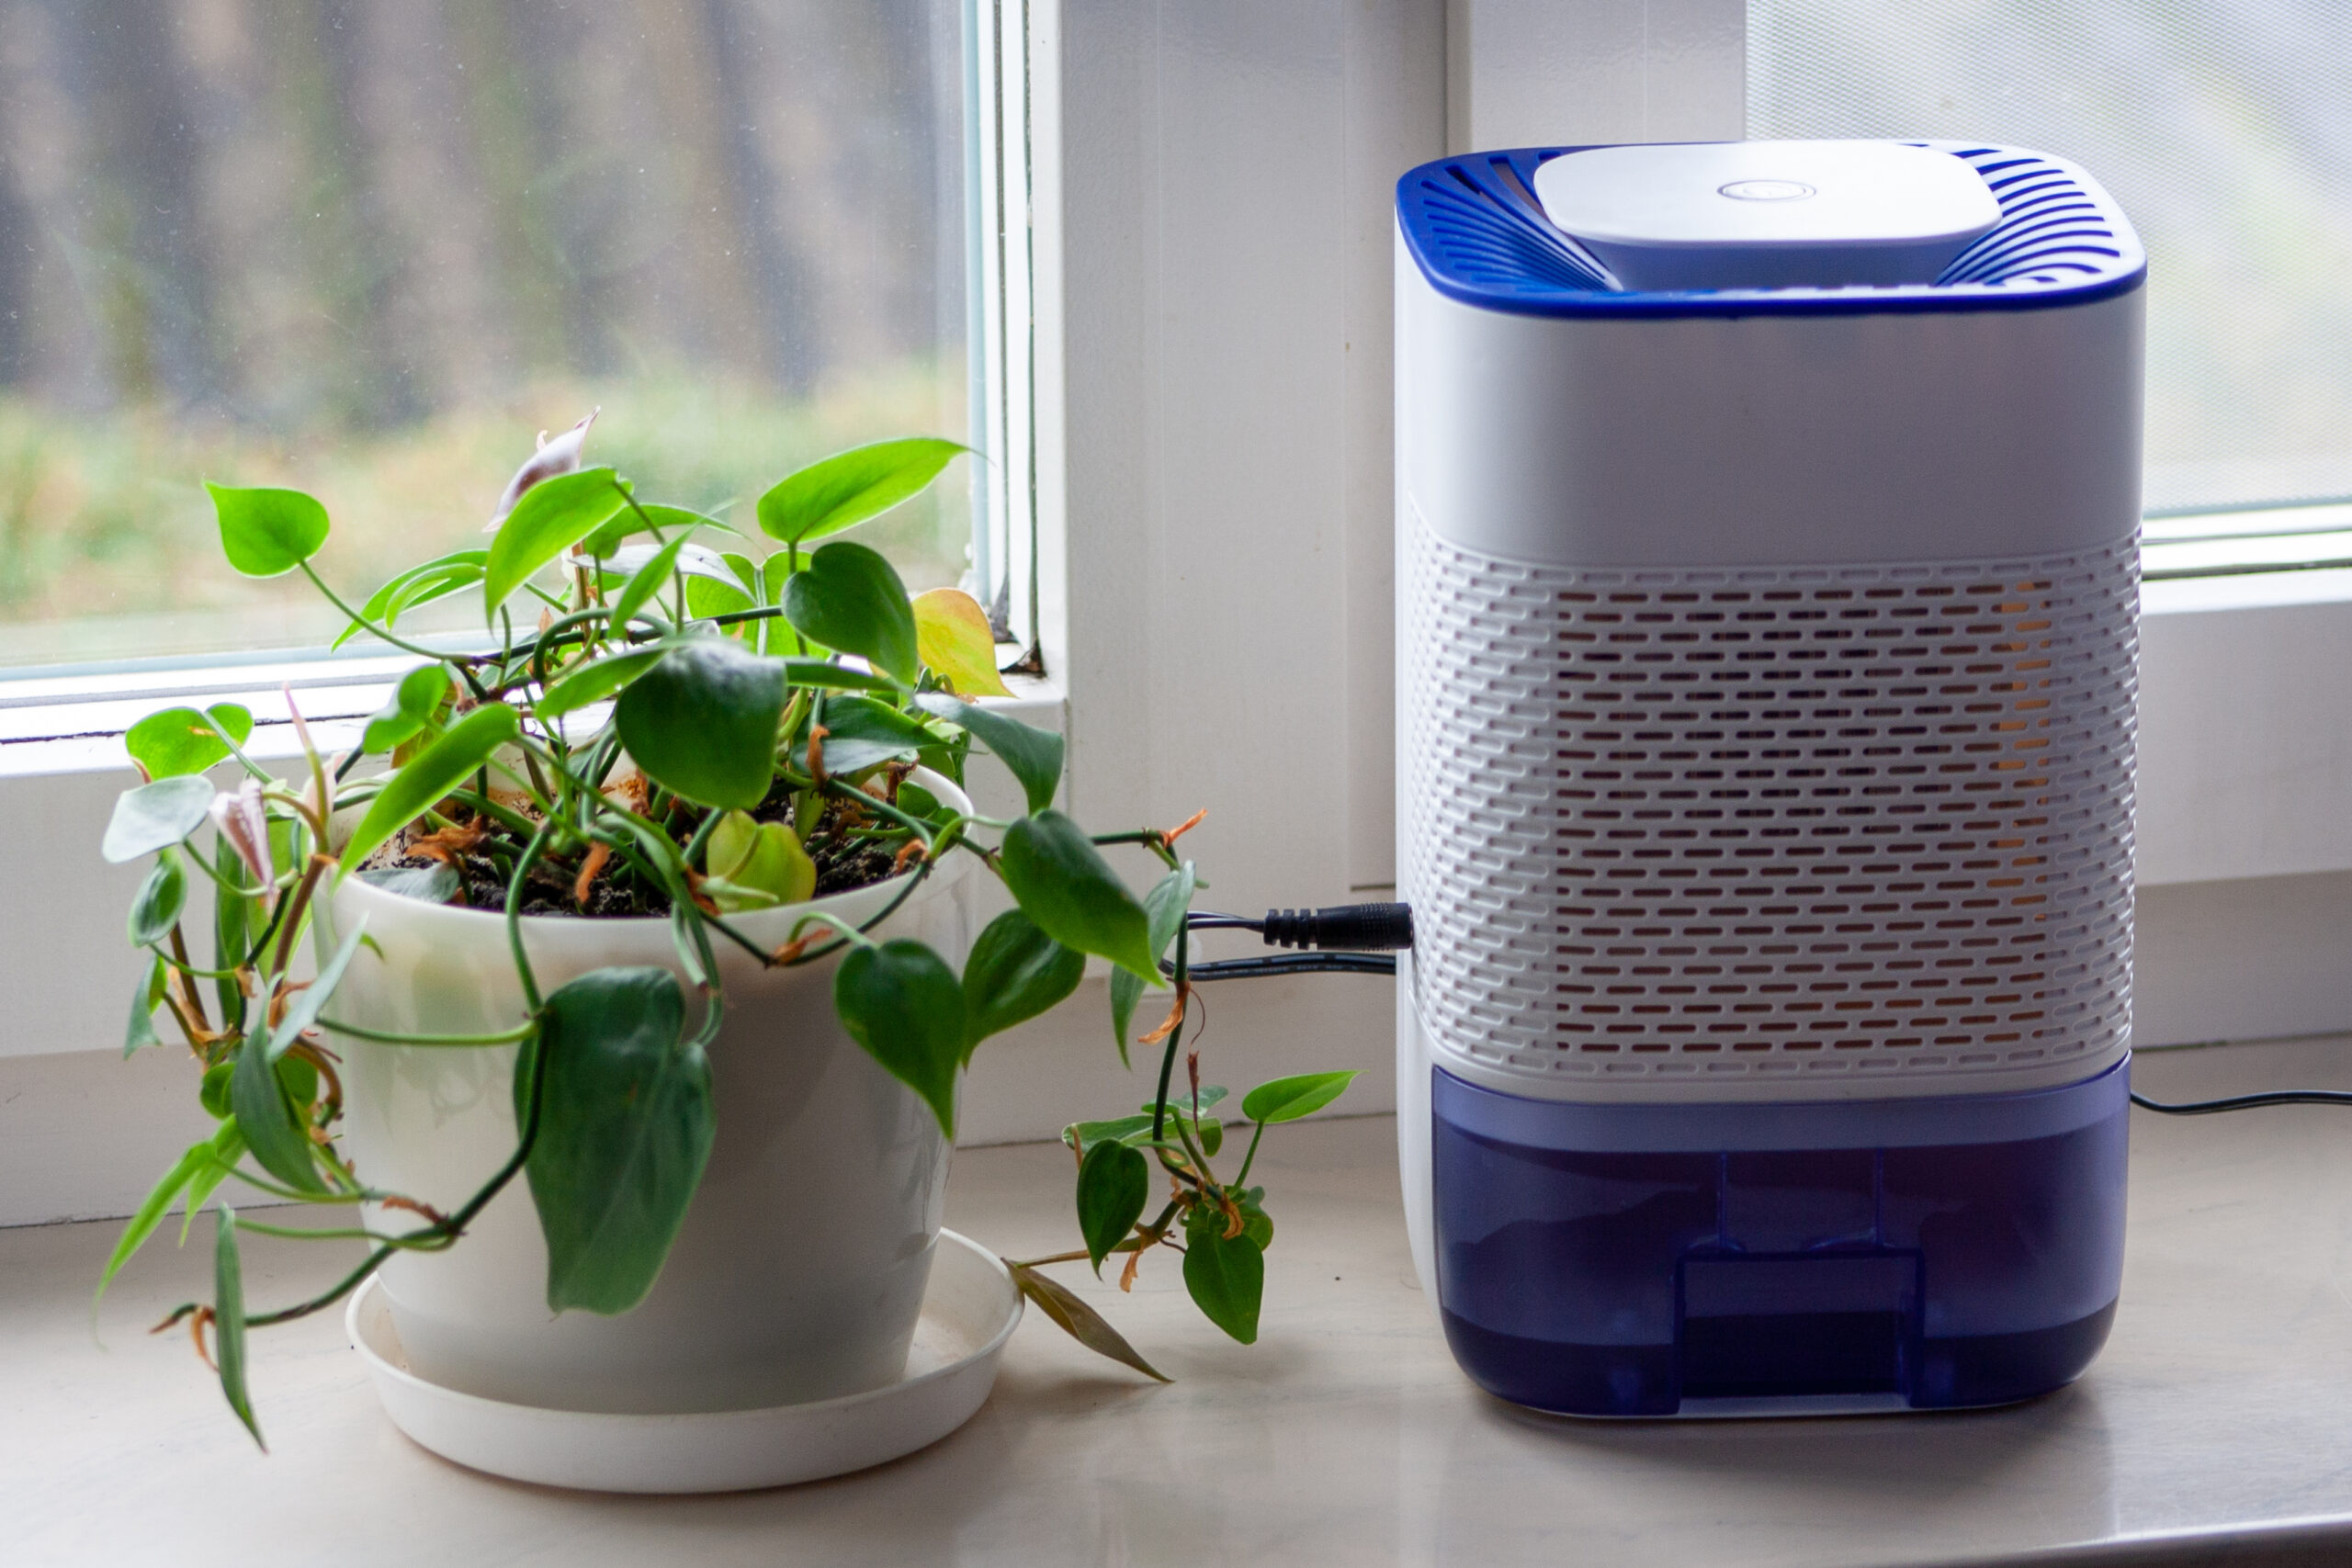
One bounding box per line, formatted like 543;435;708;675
9;0;2352;1226
1446;0;1744;151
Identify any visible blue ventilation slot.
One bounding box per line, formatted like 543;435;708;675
1404;152;1619;299
1396;141;2144;320
1926;145;2126;286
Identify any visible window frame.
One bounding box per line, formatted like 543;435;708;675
9;0;2352;1228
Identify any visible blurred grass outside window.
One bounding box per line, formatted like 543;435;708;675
0;0;986;678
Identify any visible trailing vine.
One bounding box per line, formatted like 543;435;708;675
100;421;1354;1444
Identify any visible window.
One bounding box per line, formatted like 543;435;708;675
1749;1;2352;524
0;1;974;673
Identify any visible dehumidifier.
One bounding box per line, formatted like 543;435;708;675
1394;140;2143;1416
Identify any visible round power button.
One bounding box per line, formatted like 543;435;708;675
1718;179;1816;202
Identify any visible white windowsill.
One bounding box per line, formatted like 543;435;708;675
18;1057;2352;1563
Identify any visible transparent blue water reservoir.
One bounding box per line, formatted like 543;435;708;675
1430;1059;2129;1416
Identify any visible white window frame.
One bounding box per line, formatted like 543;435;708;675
10;0;2352;1226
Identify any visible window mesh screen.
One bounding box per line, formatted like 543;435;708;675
1749;2;2352;517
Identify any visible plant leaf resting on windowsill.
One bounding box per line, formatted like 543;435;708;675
100;417;1355;1444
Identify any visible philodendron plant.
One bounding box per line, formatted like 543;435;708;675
97;421;1355;1445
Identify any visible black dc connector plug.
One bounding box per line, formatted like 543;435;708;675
1259;903;1415;953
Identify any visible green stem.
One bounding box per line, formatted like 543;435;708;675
505;822;558;1014
1149;924;1190;1143
146;945;243;981
228;1220;452;1248
813;776;937;844
782;909;876;951
447;788;540;840
1234;1120;1269;1190
299;561;480;680
221;1167;372;1205
318;1019;537;1048
1089;829;1182;869
268;855;330;982
179;846;248;897
767;853;936;968
680;807;724;869
243;1000;554;1329
194;711;275;784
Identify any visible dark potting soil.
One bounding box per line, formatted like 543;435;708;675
363;783;906;919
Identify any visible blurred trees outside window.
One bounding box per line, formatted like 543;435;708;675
0;0;968;668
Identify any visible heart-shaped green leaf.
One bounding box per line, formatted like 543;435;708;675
1182;1208;1264;1345
580;502;733;561
703;811;816;912
516;967;714;1315
178;1122;243;1245
127;851;187;947
911;588;1012;698
1001;811;1157;981
1241;1070;1360;1125
605;535;689;634
102;776;217;864
1063;1114;1155;1152
482;467;628;617
594;540;742;594
684;571;756;627
210;837;254;1033
779;657;900;694
613;639;786;810
1109;862;1196;1062
209;483;328;579
125;704;253;779
230;1026;325;1194
962;908;1085;1058
338;703;520;875
212;1206;264;1449
781;541;919;685
94;1137;209;1314
272;921;368;1060
913;694;1062;815
1146;1082;1226;1117
360;664;453;755
833;940;966;1138
340;549;488;648
756;438;967;546
536;646;670;720
125;957;164;1056
1237;1188;1273;1251
1076;1139;1149;1276
357;863;459;904
817;694;933;776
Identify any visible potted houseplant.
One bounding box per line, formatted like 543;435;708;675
96;419;1357;1444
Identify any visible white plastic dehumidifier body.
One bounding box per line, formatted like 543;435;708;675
1394;140;2144;1416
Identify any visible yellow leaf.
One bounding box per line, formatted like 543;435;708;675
911;588;1013;698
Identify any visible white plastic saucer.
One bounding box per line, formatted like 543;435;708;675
345;1229;1023;1494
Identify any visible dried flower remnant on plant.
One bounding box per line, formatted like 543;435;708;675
486;410;599;531
96;416;1357;1446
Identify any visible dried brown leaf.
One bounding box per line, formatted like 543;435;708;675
1007;1260;1170;1382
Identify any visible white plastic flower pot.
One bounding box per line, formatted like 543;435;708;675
317;768;975;1415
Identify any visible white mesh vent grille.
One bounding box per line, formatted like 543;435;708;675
1403;515;2137;1100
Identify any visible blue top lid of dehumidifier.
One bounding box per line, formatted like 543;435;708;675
1396;140;2145;317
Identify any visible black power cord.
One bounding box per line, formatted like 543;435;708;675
1172;922;2352;1113
2132;1089;2352;1115
1164;903;1412;982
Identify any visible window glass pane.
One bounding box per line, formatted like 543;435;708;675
1748;2;2352;516
0;0;967;670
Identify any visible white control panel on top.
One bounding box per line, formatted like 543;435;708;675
1532;141;2003;292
